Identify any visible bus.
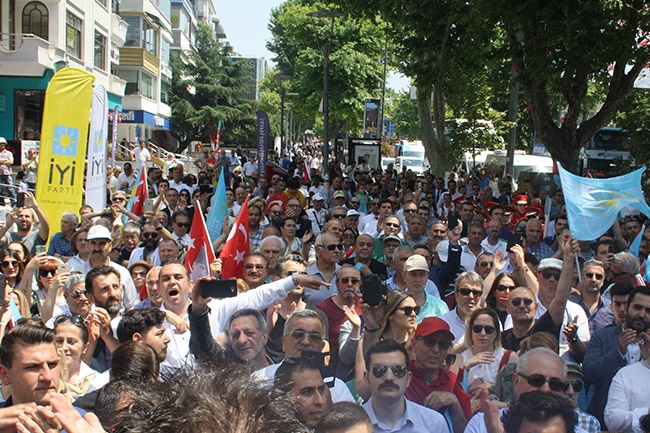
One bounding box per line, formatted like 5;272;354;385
580;127;632;178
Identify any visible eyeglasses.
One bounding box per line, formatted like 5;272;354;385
143;232;158;239
385;222;400;228
472;325;496;334
68;289;88;299
371;364;408;379
517;373;568;392
0;260;19;267
332;214;346;219
290;329;323;343
568;380;583;392
585;272;604;280
39;269;57;277
478;261;493;268
458;288;483;298
417;336;452;351
245;264;266;270
397;306;421;316
175;222;190;228
511;297;534;307
541;270;561;280
286;270;306;277
318;244;342;251
340;277;360;285
497;284;516;292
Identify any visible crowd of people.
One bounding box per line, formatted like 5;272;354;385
0;141;648;433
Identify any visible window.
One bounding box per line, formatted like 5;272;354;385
142;20;157;54
117;70;138;94
160;82;169;104
22;2;49;40
141;73;154;99
94;31;106;70
14;90;45;140
66;12;82;58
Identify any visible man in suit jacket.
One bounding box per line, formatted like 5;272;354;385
582;284;649;429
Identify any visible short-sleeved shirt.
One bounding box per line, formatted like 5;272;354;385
501;310;560;352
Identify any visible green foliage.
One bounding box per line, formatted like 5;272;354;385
614;89;650;172
390;91;419;140
169;23;256;148
265;1;385;138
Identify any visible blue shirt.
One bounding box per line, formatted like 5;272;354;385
364;397;450;433
526;241;553;260
47;231;73;257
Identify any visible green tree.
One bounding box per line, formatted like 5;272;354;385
390;91;419;140
488;0;650;173
266;1;385;139
170;23;256;149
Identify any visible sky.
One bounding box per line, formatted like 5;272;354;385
215;0;410;91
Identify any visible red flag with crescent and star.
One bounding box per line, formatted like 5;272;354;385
264;191;288;216
184;201;216;282
128;164;148;216
220;196;250;279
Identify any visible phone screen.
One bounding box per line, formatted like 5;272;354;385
200;279;237;299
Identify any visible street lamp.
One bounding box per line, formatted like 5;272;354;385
275;74;293;158
307;10;345;182
285;93;299;152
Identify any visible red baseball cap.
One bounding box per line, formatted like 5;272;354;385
413;317;455;341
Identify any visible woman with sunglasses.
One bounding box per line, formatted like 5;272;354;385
354;290;419;400
179;188;193;207
341;228;357;253
0;249;25;290
19;253;60;312
7;241;31;267
461;308;518;391
53;315;97;397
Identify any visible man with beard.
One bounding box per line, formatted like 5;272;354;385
70;225;138;309
583;285;650;428
128;222;162;266
85;266;123;372
362;340;448;433
317;265;363;366
275;357;332;429
117;307;170;363
340;234;388;280
305;233;342;306
570;259;614;334
0;192;50;255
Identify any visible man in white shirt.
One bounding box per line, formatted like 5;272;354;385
131;141;151;165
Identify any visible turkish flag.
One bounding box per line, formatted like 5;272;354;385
184;201;216;282
129;165;148;216
302;158;311;183
264;191;288;216
220;196;250;279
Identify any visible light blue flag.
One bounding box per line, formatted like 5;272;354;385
628;227;644;258
207;168;228;242
557;162;650;241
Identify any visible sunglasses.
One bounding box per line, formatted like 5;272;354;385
68;289;88;299
568;380;583;392
245;264;266;270
458;288;483;298
332;214;346;219
397;306;421;316
472;325;496;334
417;336;452;351
385;222;400;228
176;222;190;228
517;373;568;392
143;232;159;239
0;260;19;267
290;329;323;343
371;364;408;379
319;244;342;251
54;314;86;329
404;209;416;213
497;284;516;292
112;197;125;202
270;210;284;216
541;270;561;280
585;272;604;280
39;269;57;277
479;261;493;268
511;297;534;307
340;277;360;285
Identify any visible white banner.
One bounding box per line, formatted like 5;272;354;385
86;85;108;212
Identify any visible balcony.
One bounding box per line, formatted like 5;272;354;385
172;29;194;53
119;47;160;75
109;74;127;96
0;34;66;77
111;14;129;47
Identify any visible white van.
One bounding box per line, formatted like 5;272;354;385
484;150;554;192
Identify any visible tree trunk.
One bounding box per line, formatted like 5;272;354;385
417;85;442;176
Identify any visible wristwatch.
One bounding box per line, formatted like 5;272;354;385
292;272;300;286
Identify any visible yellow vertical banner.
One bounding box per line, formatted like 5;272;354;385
36;68;95;228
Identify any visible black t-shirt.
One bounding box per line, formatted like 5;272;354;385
501;310;560;352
